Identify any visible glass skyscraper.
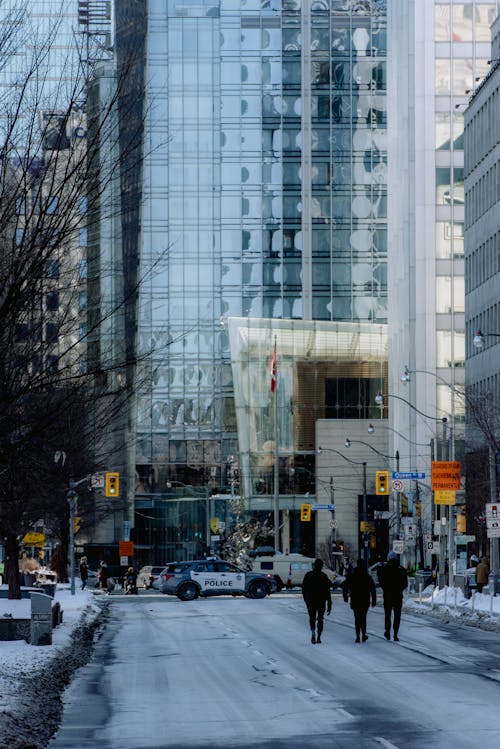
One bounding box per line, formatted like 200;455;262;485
111;0;389;562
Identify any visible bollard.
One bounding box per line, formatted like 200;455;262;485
471;590;475;613
454;587;457;612
444;586;447;606
491;587;494;614
419;582;422;605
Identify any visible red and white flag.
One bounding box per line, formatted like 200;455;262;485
269;346;277;393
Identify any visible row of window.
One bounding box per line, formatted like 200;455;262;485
465;230;499;292
464;83;500;173
464;161;499;227
468;302;500;355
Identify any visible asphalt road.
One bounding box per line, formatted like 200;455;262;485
48;590;500;749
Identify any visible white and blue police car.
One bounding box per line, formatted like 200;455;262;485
159;559;277;601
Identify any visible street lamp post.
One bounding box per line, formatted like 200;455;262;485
345;438;400;536
317;447;368;563
374;391;453;584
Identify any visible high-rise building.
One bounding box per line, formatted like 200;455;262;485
109;0;389;564
103;0;499;566
387;1;498;555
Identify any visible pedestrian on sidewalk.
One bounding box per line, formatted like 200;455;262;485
476;556;490;593
98;561;110;592
302;558;332;644
342;558;376;643
377;551;408;642
79;556;89;590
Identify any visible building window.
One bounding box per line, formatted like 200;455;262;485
325;378;378;419
45;291;59;311
46;196;59;215
46;259;60;279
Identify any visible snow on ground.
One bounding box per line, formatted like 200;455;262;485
0;583;105;749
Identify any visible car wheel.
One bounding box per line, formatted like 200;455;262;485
247;580;270;599
177;582;199;601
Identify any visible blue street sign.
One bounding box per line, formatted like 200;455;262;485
392;471;425;480
312;504;335;510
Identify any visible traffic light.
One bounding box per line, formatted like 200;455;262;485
105;472;120;497
375;470;389;495
73;516;81;534
300;503;311;521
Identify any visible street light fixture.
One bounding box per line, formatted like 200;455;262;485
366;423;430;447
473;330;500;349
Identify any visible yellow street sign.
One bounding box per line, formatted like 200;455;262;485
210;517;219;534
434;490;456;505
360;521;375;532
23;532;45;547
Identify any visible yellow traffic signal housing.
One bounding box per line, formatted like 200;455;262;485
300;503;311;521
375;470;389;495
73;516;81;534
456;513;466;533
105;472;120;497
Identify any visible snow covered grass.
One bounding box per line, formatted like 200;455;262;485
406;584;500;631
0;583;104;749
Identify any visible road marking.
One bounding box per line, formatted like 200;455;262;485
375;738;400;749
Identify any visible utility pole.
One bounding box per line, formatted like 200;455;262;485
67;485;78;596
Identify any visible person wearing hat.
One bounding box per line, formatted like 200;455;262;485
377;551;408;641
302;558;332;644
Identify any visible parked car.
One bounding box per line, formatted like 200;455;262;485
159;559;277;601
137;566;165;590
250;553;340;591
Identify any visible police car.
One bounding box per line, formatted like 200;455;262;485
158;559;277;601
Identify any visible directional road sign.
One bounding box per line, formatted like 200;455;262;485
312;504;335;510
392;471;425;480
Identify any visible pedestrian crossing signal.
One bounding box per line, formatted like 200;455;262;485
300;503;311;522
105;472;120;497
375;471;389;495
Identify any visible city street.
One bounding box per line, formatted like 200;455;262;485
49;591;500;749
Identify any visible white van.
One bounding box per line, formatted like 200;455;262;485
250;553;340;591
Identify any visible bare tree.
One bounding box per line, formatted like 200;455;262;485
0;4;152;597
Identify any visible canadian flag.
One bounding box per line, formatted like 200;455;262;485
270;347;277;393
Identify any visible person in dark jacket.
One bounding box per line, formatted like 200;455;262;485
342;558;376;642
302;559;332;644
79;556;89;590
377;551;408;641
98;561;110;592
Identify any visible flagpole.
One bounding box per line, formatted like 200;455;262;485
272;336;280;552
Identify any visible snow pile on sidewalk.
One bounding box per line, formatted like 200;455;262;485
406;585;500;632
0;586;104;749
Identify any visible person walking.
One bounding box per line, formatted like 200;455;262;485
476;556;490;593
377;551;408;641
302;558;332;644
98;561;110;592
79;556;89;590
342;558;376;643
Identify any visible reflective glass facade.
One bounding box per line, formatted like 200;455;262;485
114;0;389;562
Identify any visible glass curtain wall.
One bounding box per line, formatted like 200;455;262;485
130;0;388;561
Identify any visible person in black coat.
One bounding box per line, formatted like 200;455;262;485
377;551;408;641
342;558;376;642
79;556;89;590
302;559;332;644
